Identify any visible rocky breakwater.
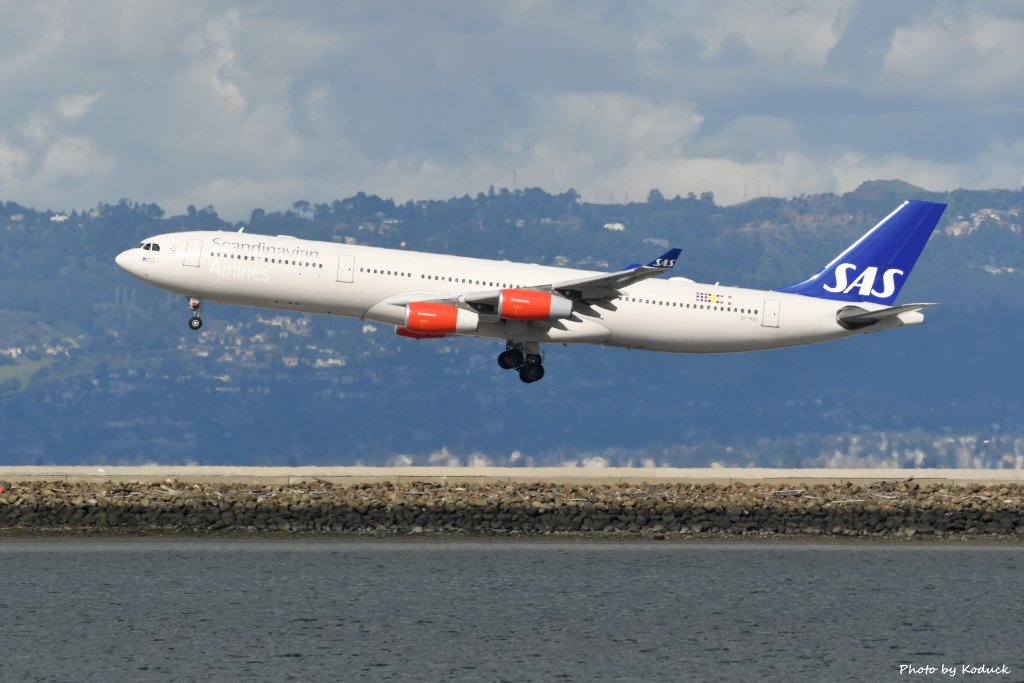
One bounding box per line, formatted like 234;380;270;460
0;479;1023;538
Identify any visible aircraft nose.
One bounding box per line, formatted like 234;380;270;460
115;249;133;272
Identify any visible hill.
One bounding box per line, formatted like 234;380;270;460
1;182;1022;467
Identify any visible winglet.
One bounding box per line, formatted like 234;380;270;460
645;248;682;270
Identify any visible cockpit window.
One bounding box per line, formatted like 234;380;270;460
143;244;151;250
136;243;145;249
151;243;160;251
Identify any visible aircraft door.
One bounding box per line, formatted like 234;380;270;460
336;254;354;283
761;299;780;328
183;239;203;267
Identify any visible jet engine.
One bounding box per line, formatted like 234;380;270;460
404;302;479;334
498;289;573;321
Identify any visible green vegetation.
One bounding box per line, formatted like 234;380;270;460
0;358;54;390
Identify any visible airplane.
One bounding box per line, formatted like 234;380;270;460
115;200;947;383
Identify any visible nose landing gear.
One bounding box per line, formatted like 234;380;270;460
188;297;203;330
497;342;545;383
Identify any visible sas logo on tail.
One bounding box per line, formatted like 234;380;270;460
652;258;676;268
824;264;903;298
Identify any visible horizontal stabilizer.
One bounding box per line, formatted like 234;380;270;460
837;303;937;329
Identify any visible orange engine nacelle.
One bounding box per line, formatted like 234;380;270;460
396;326;447;339
498;289;573;321
404;302;479;334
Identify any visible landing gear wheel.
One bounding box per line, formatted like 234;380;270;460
503;340;544;382
498;349;523;370
519;363;544;383
187;297;203;331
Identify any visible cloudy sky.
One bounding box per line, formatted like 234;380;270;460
1;0;1023;218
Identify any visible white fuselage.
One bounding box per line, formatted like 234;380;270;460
115;231;922;353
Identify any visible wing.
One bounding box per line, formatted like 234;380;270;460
547;248;683;300
382;248;682;324
459;248;683;310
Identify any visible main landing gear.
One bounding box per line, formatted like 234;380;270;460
497;342;545;383
188;297;203;330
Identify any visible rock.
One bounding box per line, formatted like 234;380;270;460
0;478;1019;538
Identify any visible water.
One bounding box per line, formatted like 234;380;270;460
0;540;1021;682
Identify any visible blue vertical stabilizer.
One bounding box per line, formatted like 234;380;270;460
777;200;946;305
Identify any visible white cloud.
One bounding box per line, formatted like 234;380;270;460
594;150;835;205
688;115;802;161
427;447;461;467
0;138;29;185
156;175;327;220
884;10;1024;99
829;151;961;196
0;4;69;78
0;1;1023;216
34;136;115;186
18;114;52;144
696;0;853;67
57;93;102;120
183;8;246;111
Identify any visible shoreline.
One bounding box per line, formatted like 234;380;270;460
2;528;1024;545
2;465;1024;487
2;477;1023;540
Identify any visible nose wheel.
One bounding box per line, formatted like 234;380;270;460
188;297;203;330
498;342;545;382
